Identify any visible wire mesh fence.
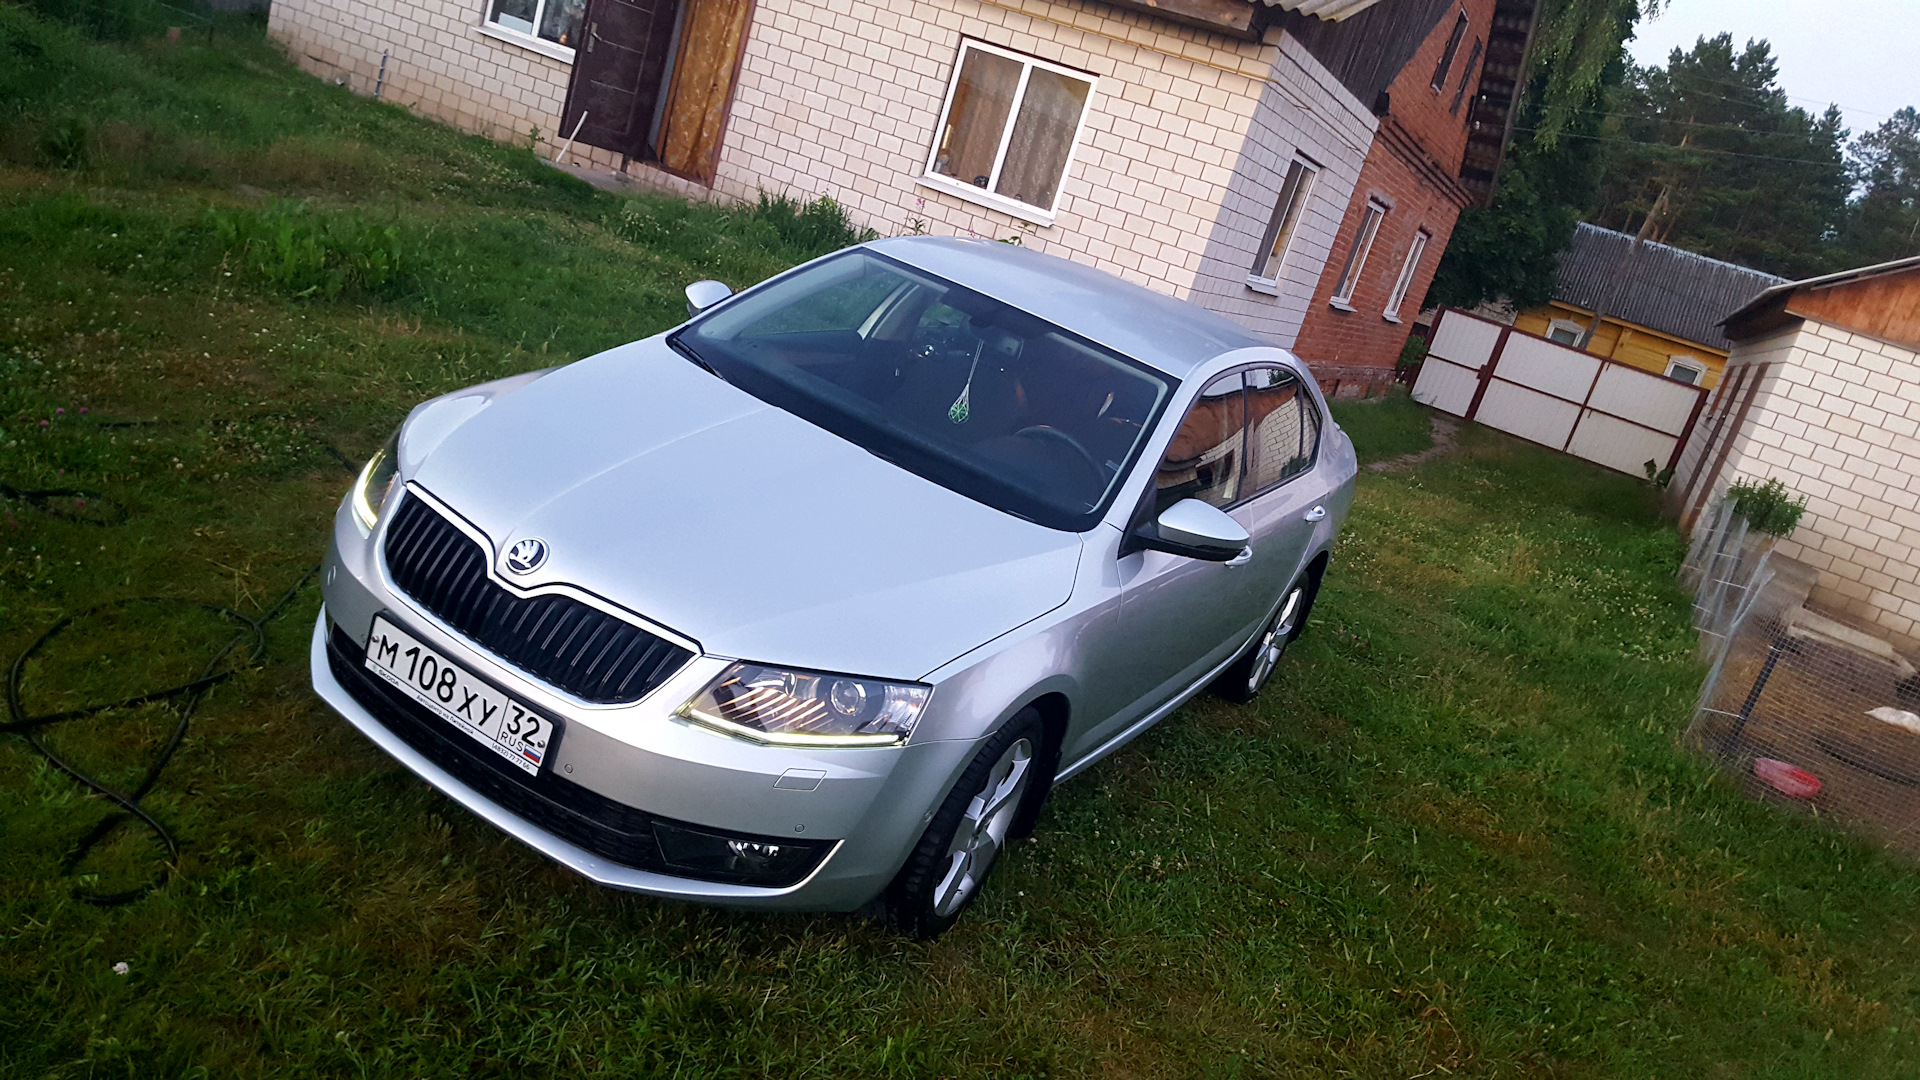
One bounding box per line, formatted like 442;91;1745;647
1684;499;1920;855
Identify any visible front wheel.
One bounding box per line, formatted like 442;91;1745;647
883;708;1043;939
1212;575;1309;704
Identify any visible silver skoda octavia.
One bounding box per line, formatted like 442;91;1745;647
312;237;1356;936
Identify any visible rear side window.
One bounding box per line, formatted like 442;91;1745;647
1153;373;1244;514
1244;366;1320;494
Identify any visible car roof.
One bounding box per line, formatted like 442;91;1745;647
867;236;1265;379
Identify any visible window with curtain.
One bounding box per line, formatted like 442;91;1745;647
1250;159;1318;283
1331;200;1387;305
1383;230;1430;320
487;0;584;52
926;40;1096;220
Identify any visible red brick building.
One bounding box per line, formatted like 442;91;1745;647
1293;0;1535;396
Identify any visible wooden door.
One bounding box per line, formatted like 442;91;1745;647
558;0;680;161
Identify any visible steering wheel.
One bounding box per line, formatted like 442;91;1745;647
1014;425;1105;487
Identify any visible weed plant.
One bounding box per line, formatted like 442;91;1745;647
4;9;1920;1078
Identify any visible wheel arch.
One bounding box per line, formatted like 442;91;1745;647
1008;690;1068;838
1292;548;1331;641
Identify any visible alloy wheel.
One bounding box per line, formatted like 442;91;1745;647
1247;586;1305;694
932;736;1033;917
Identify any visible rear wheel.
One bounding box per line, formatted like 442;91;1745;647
884;708;1043;939
1212;575;1309;704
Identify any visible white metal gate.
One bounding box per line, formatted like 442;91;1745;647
1411;308;1710;476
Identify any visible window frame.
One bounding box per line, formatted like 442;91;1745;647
478;0;579;63
1430;11;1469;92
1449;37;1483;115
1666;356;1707;385
919;38;1099;227
1330;199;1388;308
1546;318;1586;346
1247;157;1320;289
1142;363;1324;527
1382;228;1430;322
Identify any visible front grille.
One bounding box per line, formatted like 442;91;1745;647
327;625;831;887
382;493;693;704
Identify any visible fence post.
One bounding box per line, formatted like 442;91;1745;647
1464;326;1510;421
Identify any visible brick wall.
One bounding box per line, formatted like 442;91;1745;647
1185;33;1377;345
266;0;1376;341
1289;0;1495;389
1704;321;1920;644
695;0;1373;320
268;0;623;171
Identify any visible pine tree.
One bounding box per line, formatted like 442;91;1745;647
1586;34;1850;279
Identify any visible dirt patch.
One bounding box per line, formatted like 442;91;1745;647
1367;415;1458;473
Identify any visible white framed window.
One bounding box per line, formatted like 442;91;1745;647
922;39;1098;226
480;0;585;62
1248;158;1319;286
1666;356;1707;385
1330;199;1387;307
1382;229;1429;321
1546;318;1585;346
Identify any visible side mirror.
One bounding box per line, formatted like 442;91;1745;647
685;279;733;317
1130;498;1250;562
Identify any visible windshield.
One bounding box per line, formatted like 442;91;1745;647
672;251;1175;531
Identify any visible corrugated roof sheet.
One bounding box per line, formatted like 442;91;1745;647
1554;222;1786;352
1259;0;1388;22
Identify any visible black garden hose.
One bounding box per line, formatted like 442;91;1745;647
3;568;320;905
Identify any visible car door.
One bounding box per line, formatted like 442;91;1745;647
1090;373;1270;736
1234;364;1326;613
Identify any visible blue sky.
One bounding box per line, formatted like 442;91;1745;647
1626;0;1918;138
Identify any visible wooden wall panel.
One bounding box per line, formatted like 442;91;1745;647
1785;267;1920;350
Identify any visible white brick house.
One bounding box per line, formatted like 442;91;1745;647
267;0;1507;349
1671;257;1920;645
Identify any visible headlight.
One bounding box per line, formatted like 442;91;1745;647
350;430;401;530
680;662;930;746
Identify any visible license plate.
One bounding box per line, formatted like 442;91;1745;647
364;615;555;776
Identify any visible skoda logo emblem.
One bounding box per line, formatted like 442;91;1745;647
504;537;549;576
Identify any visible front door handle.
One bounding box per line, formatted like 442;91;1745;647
1224;545;1253;567
1304;505;1328;522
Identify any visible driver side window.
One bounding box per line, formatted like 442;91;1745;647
1154;373;1244;514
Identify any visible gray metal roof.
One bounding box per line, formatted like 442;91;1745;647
1554;222;1786;352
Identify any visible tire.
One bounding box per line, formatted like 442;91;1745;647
884;708;1045;939
1211;572;1312;704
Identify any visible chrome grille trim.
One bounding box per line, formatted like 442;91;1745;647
381;488;695;705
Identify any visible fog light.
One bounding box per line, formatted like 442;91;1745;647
652;821;828;886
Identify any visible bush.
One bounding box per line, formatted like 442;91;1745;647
742;192;876;254
610;191;875;265
210;201;407;300
1396;333;1429;371
1726;476;1808;537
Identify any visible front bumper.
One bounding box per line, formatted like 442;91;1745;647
312;499;984;911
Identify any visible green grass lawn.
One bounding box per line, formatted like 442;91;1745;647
6;12;1920;1078
1330;387;1434;466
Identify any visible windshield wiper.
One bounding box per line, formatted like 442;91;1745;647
668;336;725;381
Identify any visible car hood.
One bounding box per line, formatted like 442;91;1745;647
407;338;1083;682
